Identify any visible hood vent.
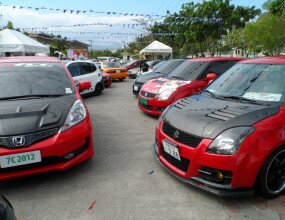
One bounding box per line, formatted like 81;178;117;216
206;107;248;121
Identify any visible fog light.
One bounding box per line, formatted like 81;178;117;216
214;171;224;182
64;153;75;160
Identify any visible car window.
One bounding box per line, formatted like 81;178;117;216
90;63;97;72
157;60;184;74
79;62;94;75
0;62;75;98
67;63;81;77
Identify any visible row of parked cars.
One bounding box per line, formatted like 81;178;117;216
133;56;285;198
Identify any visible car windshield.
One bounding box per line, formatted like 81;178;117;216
167;61;210;80
206;64;285;103
102;62;121;68
155;60;184;75
0;62;75;99
152;61;166;70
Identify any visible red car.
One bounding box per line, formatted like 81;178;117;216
123;59;149;71
102;72;112;87
153;56;285;198
0;57;94;180
138;57;244;116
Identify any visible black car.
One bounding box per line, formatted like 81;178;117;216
132;59;185;95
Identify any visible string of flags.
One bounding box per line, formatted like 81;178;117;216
0;2;223;22
0;2;164;18
28;30;178;36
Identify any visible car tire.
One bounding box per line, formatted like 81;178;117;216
92;84;103;96
256;146;285;198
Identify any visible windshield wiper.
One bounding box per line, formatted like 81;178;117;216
170;76;185;80
0;94;67;101
219;95;265;105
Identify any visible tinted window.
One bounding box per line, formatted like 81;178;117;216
0;62;75;99
208;61;233;76
156;60;184;75
90;63;97;72
102;62;121;68
79;62;93;75
67;63;81;77
207;64;285;103
168;61;210;81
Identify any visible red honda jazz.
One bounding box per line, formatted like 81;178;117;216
0;57;94;180
138;57;244;116
153;56;285;198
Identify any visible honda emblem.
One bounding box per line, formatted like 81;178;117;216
12;136;26;147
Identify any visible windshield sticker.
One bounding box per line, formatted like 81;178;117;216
243;92;281;102
14;63;53;68
65;88;73;94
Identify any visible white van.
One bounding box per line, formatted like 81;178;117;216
65;60;104;95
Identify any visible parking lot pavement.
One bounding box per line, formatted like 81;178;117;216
0;79;284;220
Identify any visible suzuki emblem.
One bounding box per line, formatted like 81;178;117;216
173;130;180;139
145;92;148;96
12;136;25;147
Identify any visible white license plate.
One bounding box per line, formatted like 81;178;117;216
134;85;139;91
0;151;41;168
163;140;181;161
116;70;121;73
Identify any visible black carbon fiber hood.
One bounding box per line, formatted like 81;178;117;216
0;95;77;136
163;94;279;139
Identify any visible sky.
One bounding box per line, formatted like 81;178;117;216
0;0;266;49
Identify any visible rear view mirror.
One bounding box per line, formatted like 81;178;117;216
205;73;217;81
79;81;92;92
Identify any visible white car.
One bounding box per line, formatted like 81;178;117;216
64;60;104;95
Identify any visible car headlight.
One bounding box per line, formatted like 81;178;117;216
207;127;255;155
158;88;176;100
61;100;87;132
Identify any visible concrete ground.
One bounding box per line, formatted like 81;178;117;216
1;79;284;220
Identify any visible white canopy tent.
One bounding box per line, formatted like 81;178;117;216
140;40;172;59
0;29;50;55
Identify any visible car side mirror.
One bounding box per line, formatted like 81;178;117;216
205;73;217;81
79;81;92;92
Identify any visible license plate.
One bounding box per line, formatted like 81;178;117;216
0;151;41;168
140;98;148;106
116;70;121;73
134;85;139;91
163;140;181;161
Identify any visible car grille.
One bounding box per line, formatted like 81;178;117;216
161;146;190;172
140;90;157;98
162;122;202;148
139;103;153;110
0;128;60;149
0;138;90;173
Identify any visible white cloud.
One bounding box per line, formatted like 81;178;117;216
0;6;147;47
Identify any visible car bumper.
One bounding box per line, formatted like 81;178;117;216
152;142;254;197
0;118;94;181
138;95;169;116
104;78;112;87
132;82;144;96
108;72;128;79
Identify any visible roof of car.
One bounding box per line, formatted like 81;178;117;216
239;56;285;64
187;57;244;62
0;56;61;63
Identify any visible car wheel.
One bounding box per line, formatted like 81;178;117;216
257;146;285;198
92;84;103;96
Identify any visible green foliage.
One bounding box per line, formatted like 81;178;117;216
263;0;285;15
244;13;285;55
89;49;124;59
49;35;68;56
149;0;260;57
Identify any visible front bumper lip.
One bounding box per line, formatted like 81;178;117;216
151;142;254;197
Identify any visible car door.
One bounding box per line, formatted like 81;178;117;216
78;62;101;94
66;62;81;89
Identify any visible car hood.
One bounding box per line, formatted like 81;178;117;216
136;72;164;84
163;94;279;139
141;77;191;95
0;95;77;136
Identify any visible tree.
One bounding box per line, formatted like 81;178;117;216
244;13;285;55
49;35;68;56
263;0;285;15
149;0;260;57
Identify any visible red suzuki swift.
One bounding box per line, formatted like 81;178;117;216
153;56;285;198
0;57;94;180
138;57;244;116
